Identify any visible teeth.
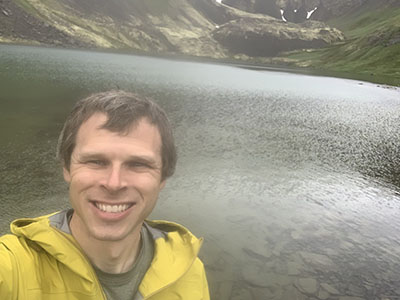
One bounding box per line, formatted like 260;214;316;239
95;203;130;213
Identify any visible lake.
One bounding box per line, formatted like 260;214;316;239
1;44;400;300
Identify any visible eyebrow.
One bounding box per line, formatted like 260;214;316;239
77;153;160;166
77;153;105;161
126;155;159;166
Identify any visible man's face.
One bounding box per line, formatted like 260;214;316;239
63;113;165;242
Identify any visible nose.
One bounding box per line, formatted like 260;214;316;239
102;164;127;192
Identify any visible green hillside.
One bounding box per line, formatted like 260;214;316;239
285;3;400;85
7;0;223;56
12;0;170;49
2;0;399;86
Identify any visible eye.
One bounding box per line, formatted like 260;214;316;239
127;161;150;169
87;160;107;167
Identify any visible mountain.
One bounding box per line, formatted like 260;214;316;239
212;16;343;57
0;0;227;57
0;0;398;84
0;0;342;58
220;0;400;84
284;0;400;84
221;0;281;18
220;0;366;21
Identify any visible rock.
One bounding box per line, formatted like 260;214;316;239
317;289;330;300
222;0;368;22
294;277;319;294
272;239;286;256
213;281;234;299
287;261;302;275
242;264;270;288
2;9;10;16
222;0;257;13
242;264;292;288
347;284;365;296
320;283;340;295
276;0;365;20
339;297;365;300
299;251;336;268
230;287;253;300
212;16;344;57
222;0;281;18
282;285;308;300
252;286;284;299
273;259;288;274
281;2;308;23
242;243;272;260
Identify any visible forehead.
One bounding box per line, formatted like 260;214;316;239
75;113;162;155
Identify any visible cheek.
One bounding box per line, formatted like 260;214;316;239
133;176;163;192
69;171;99;191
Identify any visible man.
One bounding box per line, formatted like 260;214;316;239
0;90;210;300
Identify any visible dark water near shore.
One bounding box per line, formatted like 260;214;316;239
1;44;400;300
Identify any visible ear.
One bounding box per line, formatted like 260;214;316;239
160;180;166;190
63;167;71;183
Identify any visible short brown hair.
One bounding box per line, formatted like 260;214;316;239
57;90;177;180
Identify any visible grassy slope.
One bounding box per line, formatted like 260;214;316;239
14;0;136;48
285;3;400;86
11;0;223;56
13;0;190;49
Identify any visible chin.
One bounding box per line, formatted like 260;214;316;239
93;233;127;242
89;227;131;242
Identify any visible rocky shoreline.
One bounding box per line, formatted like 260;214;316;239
206;215;400;300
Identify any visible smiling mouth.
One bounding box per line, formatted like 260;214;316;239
94;202;134;213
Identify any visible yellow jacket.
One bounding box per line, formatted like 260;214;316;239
0;213;209;300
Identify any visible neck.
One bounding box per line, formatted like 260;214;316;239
70;214;142;274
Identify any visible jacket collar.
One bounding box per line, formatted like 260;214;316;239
139;220;203;298
10;212;203;298
11;213;99;285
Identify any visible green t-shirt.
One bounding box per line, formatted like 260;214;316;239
92;226;154;300
56;209;154;300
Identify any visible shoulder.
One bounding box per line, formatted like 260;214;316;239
139;221;210;300
0;233;33;258
144;220;204;257
0;233;23;268
144;219;193;232
0;233;18;259
144;219;202;242
0;211;73;273
143;220;206;278
0;234;22;300
0;226;49;276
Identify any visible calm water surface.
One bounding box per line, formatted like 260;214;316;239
1;44;400;300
